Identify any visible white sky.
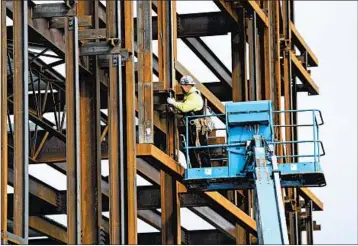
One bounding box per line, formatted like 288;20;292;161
3;0;358;244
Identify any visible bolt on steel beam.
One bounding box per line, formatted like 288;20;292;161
1;0;8;243
65;15;81;244
12;0;29;242
137;0;154;144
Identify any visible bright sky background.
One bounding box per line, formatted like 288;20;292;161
4;0;358;244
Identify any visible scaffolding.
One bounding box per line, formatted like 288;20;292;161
1;0;323;244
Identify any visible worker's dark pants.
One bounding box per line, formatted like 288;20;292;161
188;124;211;168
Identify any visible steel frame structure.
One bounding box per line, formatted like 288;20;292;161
1;0;323;244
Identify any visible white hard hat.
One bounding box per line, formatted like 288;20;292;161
179;75;195;85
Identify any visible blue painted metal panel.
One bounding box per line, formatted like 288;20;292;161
184;167;229;180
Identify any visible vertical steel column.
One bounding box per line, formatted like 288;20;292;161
65;14;81;244
160;171;181;244
247;12;258;101
305;200;314;244
137;0;154;144
107;1;126;244
232;7;247;102
262;1;273;100
296;195;302;245
158;0;176;159
13;0;29;242
158;1;181;244
272;0;283;159
282;0;293;160
124;0;137;243
78;0;102;243
232;7;249;244
0;0;8;242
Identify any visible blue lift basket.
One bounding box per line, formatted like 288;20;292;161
182;100;326;191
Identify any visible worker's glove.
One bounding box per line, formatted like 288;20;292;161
167;97;176;105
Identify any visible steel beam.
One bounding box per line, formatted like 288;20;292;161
262;1;273;101
28;216;67;244
1;0;8;242
160;171;181;244
282;0;293;162
65;15;81;244
290;22;318;67
78;0;102;243
106;0;127;243
272;0;283;158
123;0;138;243
182;37;232;88
52;12;233;38
31;3;76;19
157;1;181;243
291;52;319;95
231;8;247;102
137;0;154;143
247;13;258;101
13;0;29;242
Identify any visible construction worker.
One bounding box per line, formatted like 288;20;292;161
167;75;211;168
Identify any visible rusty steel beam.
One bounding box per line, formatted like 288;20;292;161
263;1;273;101
291;52;319;95
182;37;232;88
77;0;102;243
13;0;29;242
28;216;67;244
137;0;154;144
123;0;138;243
157;1;181;243
65;14;81;244
231;9;248;243
1;0;8;242
290;22;318;67
282;0;293;163
271;0;283;159
52;11;233;39
160;171;181;244
231;8;247;102
106;0;129;243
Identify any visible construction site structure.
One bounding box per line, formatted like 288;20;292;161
0;0;324;244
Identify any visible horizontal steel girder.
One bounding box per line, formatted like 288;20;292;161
49;11;234;39
6;186;212;216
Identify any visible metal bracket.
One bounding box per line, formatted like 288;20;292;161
50;16;92;29
107;37;121;47
78;28;106;41
80;41;131;60
32;3;76;19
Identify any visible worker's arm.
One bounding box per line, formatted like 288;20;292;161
172;93;203;113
